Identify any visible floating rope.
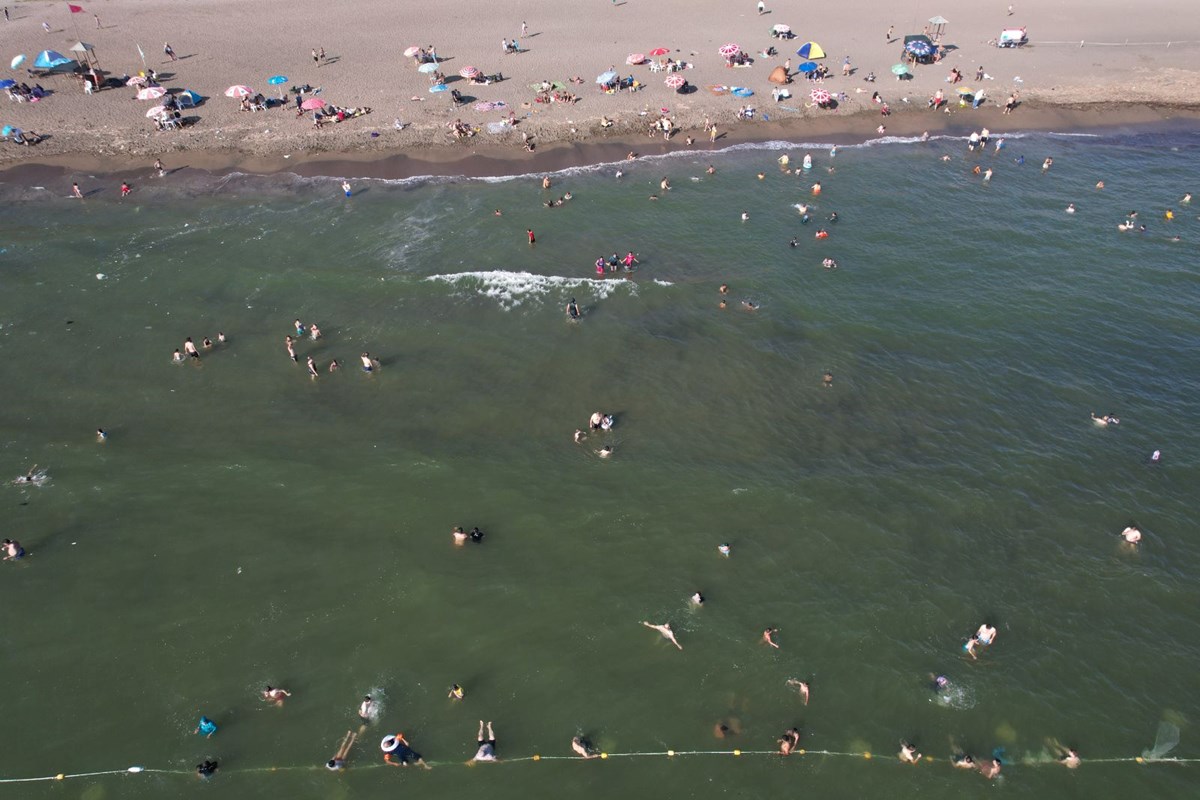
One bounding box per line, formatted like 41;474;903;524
1;749;1195;783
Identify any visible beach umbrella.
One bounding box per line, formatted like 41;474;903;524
648;47;670;57
796;42;825;59
126;75;147;86
798;61;818;74
10;55;25;70
891;63;909;76
267;75;288;85
403;46;422;58
0;79;15;89
34;50;72;69
145;105;167;117
137;86;166;100
429;83;448;93
627;53;645;65
810;88;831;104
956;86;974;95
459;66;480;79
418;62;438;74
664;75;685;89
905;40;933;57
596;70;617;84
300;97;326;110
772;24;791;34
224;85;253;98
718;43;741;58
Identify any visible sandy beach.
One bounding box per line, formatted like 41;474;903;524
1;0;1198;177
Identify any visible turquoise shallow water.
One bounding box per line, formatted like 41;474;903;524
1;130;1198;799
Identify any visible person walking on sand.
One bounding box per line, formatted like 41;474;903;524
641;621;683;650
94;14;100;28
842;56;852;77
521;20;528;36
164;43;176;61
709;125;718;143
757;1;766;15
312;48;319;66
4;8;10;23
42;21;50;34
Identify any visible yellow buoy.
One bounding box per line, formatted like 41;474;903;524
533;754;541;761
864;752;872;759
600;753;608;760
733;749;741;756
667;750;675;757
1136;757;1145;764
55;774;65;781
798;748;806;755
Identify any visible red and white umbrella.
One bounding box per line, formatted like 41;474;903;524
718;43;741;58
627;53;645;65
136;86;166;100
125;75;147;86
145;105;168;118
459;66;480;79
300;97;326;111
810;88;831;104
224;85;253;98
664;75;686;89
403;46;422;58
648;47;670;57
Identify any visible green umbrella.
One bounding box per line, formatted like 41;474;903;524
891;63;909;76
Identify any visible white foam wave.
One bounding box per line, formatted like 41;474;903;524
425;270;637;309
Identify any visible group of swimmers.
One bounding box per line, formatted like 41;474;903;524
593;251;639;276
575;411;615;457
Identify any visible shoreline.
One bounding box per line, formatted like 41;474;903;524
3;101;1198;187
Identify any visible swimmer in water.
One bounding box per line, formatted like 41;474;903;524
310;324;322;341
469;527;485;543
789;236;799;248
96;428;107;442
294;319;305;337
285;335;297;362
472;721;498;762
571;736;599;759
762;627;780;648
449;684;465;700
566;298;581;320
741;300;759;311
952;753;976;769
1120;525;1142;544
1042;157;1053;171
1091;411;1119;426
822;371;834;387
1096;181;1105;189
741;211;749;221
218;332;226;343
196;716;218;738
262;686;292;706
822;259;838;270
718;300;727;309
1150;449;1162;463
2;539;26;561
598;445;614;458
719;284;729;294
360;353;374;372
196;760;219;779
899;741;921;764
979;758;1002;779
184;337;200;359
589;411;604;430
173;349;184;363
326;730;356;771
718;543;731;557
494;208;503;215
690;592;704;606
614;171;623;179
12;466;45;486
706;165;715;174
828;212;838;223
307;356;319;378
975;623;997;646
452;526;468;546
1066;203;1076;213
1048;740;1081;769
1183;193;1192;204
359;695;375;723
756;173;765;181
573;429;586;444
202;337;213;349
329;359;340;373
778;728;801;755
786;679;810;705
812;182;821;195
383;732;431;769
641;620;683;650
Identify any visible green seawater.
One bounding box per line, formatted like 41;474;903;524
1;130;1198;799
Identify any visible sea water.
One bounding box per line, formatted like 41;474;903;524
0;130;1197;799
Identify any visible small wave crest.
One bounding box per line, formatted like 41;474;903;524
425;270;637;309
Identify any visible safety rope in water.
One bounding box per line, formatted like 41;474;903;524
1;751;1195;783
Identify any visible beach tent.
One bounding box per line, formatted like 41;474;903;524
796;41;825;60
768;66;789;84
33;50;73;70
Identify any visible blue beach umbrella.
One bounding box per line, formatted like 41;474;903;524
267;75;288;85
418;62;438;74
0;79;15;89
596;70;617;84
10;54;26;70
798;61;818;74
905;40;933;57
34;50;72;69
2;125;18;137
429;83;448;93
731;87;754;97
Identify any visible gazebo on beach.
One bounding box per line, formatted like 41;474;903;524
928;16;949;39
68;41;100;71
